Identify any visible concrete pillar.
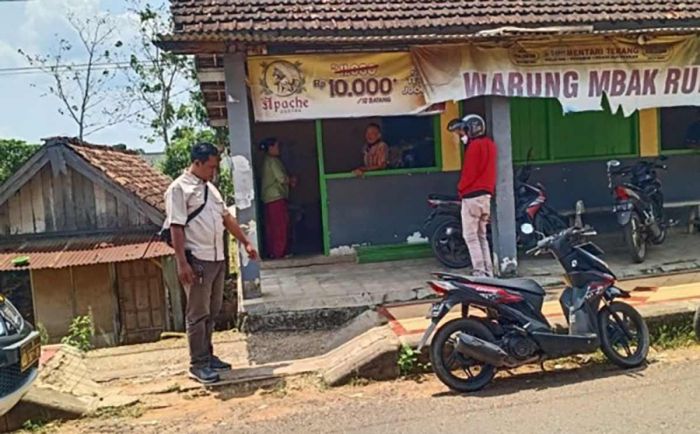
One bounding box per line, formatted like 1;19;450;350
485;96;518;277
224;53;261;299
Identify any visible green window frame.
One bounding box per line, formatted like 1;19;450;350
510;98;639;164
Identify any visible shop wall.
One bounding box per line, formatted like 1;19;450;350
326;171;458;247
325;154;700;248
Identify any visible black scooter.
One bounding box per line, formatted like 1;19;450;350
606;157;669;263
418;221;650;393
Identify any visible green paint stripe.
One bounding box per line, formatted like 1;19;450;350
316;119;331;255
324;167;441;180
356;243;433;264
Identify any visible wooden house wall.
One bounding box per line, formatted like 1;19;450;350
0;164;150;236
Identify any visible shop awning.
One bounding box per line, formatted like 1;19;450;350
0;233;173;271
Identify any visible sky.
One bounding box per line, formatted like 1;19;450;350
0;0;172;152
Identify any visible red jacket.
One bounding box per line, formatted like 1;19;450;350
458;136;497;198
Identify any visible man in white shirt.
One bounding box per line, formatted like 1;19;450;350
164;142;258;384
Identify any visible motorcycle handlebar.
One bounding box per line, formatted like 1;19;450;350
526;226;597;255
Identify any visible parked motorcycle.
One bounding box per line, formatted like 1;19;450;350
694;305;700;341
606;157;669;263
418;223;649;393
424;159;566;269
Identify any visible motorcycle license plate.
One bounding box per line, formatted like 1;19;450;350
20;334;41;372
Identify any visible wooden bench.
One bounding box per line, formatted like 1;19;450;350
560;201;700;234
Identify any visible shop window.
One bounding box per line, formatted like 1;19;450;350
511;98;638;163
660;106;700;151
321;115;438;174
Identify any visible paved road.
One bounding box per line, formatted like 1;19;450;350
241;357;700;434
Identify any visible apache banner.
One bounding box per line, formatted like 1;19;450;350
248;52;433;122
411;36;700;115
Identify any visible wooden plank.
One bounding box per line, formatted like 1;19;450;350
0;152;48;207
51;166;67;231
105;191;118;228
30;172;46;233
40;166;55;232
82;173;96;228
19;183;35;234
8;193;21;234
639;109;660;158
116;197;129;228
94;183;108;228
61;149;164;226
0;202;9;235
62;167;77;231
71;169;87;229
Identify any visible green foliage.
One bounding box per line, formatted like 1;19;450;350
126;1;200;147
0;139;40;185
397;344;430;377
159;128;216;179
61;314;94;352
651;322;696;350
36;322;50;346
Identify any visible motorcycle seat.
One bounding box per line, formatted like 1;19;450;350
429;194;460;202
466;276;546;296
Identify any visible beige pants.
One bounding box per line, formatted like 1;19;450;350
461;195;494;277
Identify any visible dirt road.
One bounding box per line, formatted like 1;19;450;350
48;345;700;434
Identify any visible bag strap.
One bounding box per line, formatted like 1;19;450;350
186;184;209;224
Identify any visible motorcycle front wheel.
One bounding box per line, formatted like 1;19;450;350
694;305;700;341
430;218;471;269
429;318;496;393
598;302;650;369
623;213;646;263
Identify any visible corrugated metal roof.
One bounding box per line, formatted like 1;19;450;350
0;233;173;271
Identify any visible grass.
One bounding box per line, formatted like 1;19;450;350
650;322;697;350
92;403;145;420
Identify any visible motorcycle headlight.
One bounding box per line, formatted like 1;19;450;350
0;295;23;336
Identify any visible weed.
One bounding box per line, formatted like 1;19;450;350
21;420;46;432
651;322;696;350
397;345;430;377
36;322;50;346
260;380;287;398
94;403;145;420
61;313;94;352
347;376;373;387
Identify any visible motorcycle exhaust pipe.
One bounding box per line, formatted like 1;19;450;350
455;333;510;367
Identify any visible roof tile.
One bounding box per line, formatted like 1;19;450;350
58;138;172;213
167;0;700;40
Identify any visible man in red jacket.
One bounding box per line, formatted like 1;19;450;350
447;114;497;276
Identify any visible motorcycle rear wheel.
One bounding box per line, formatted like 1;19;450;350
429;318;496;393
623;213;646;263
694;305;700;341
430;218;472;269
598;302;649;369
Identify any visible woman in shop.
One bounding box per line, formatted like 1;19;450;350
260;137;296;259
353;123;389;176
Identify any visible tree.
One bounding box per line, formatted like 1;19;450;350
0;139;40;185
19;13;129;140
125;1;198;148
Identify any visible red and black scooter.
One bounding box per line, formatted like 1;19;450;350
418;221;649;393
424;154;567;269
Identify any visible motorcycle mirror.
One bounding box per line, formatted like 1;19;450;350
520;223;535;235
607;160;621;168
